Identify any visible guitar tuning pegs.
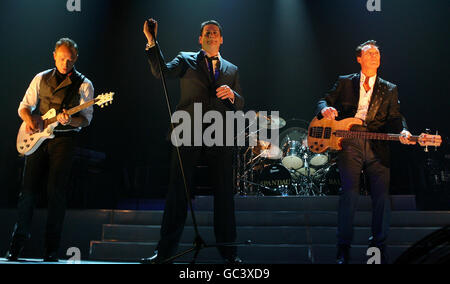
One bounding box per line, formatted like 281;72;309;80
435;130;439;151
424;129;430;152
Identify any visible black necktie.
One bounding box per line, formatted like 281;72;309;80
206;56;219;82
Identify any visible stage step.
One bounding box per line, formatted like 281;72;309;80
192;195;418;211
89;196;450;264
102;224;441;246
109;210;450;227
89;241;412;264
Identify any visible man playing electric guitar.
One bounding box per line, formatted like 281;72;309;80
6;38;94;262
316;40;415;264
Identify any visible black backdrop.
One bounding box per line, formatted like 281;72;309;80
0;0;448;209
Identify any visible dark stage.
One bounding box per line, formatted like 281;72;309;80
0;0;449;266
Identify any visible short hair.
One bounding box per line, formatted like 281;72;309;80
200;20;223;36
356;40;379;57
55;38;78;56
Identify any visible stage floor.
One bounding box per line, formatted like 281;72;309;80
0;257;137;264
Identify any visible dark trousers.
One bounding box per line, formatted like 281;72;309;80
157;146;237;260
337;138;391;248
12;135;75;252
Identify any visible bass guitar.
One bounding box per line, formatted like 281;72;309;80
307;117;442;154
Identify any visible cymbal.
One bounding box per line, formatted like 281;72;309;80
258;114;286;129
252;140;282;160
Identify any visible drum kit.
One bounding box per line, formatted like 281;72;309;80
235;116;341;196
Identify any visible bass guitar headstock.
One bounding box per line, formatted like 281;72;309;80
419;129;442;152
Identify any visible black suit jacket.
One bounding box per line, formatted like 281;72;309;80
146;47;245;146
146;47;244;115
316;73;408;167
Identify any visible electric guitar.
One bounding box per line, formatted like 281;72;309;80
17;92;114;156
307;117;442;154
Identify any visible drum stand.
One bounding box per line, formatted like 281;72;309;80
297;153;322;196
242;147;273;196
234;118;261;195
314;163;335;196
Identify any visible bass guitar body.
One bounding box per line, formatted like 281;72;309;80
308;117;364;153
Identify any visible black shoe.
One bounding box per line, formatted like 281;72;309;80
140;251;171;264
6;235;26;261
224;255;243;264
368;237;390;264
6;251;20;262
380;250;390;264
43;251;59;262
336;245;350;264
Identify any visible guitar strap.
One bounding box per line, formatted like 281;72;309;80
58;72;85;114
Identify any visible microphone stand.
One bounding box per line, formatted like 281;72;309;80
146;23;250;264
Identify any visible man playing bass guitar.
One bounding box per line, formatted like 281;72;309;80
316;40;415;264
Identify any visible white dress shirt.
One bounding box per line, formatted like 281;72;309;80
202;50;235;104
18;69;95;126
355;72;377;121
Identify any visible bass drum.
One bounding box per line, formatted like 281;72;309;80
295;167;316;177
258;164;292;196
314;163;341;195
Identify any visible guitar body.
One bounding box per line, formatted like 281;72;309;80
308;117;363;153
16;109;58;156
16;92;114;156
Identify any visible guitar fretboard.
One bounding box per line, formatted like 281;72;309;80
335;130;420;142
45;99;98;125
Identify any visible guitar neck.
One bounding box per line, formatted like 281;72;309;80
46;99;97;125
335;130;420;142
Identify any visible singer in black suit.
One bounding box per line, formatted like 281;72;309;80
141;18;244;264
316;40;415;264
